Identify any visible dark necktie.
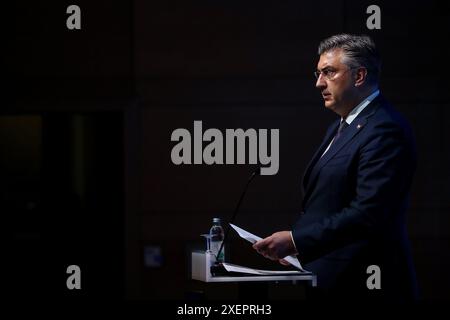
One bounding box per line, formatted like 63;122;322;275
320;120;349;159
334;120;349;142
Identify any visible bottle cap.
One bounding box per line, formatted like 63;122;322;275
213;217;221;223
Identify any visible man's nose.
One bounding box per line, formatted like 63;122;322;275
316;74;326;89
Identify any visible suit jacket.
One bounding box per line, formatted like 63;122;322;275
292;95;419;300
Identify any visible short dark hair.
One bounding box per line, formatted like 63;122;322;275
318;34;381;84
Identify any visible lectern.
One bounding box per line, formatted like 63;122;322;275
191;251;316;286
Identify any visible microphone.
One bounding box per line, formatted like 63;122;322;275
214;167;261;265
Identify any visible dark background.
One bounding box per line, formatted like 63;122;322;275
7;0;450;302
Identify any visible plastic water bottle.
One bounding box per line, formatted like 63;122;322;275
209;217;225;263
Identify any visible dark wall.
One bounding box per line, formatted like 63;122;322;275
8;0;450;301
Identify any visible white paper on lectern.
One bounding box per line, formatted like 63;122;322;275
222;262;304;275
229;223;307;272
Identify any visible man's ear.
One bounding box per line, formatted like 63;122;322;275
354;67;368;87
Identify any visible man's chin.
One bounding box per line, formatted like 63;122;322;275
324;101;335;110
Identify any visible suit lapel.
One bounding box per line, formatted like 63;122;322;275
301;120;339;192
310;117;368;178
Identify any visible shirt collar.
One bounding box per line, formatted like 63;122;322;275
343;89;380;125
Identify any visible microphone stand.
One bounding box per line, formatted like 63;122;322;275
213;168;260;268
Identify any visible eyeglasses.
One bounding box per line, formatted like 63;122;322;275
314;67;358;81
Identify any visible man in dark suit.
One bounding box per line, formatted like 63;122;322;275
253;34;418;300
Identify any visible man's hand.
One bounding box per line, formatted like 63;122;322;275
252;231;298;261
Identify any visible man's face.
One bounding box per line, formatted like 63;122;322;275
315;49;356;115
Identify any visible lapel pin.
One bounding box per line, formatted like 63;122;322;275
357;124;362;129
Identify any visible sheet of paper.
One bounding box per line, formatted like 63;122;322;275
222;262;305;275
229;223;307;272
